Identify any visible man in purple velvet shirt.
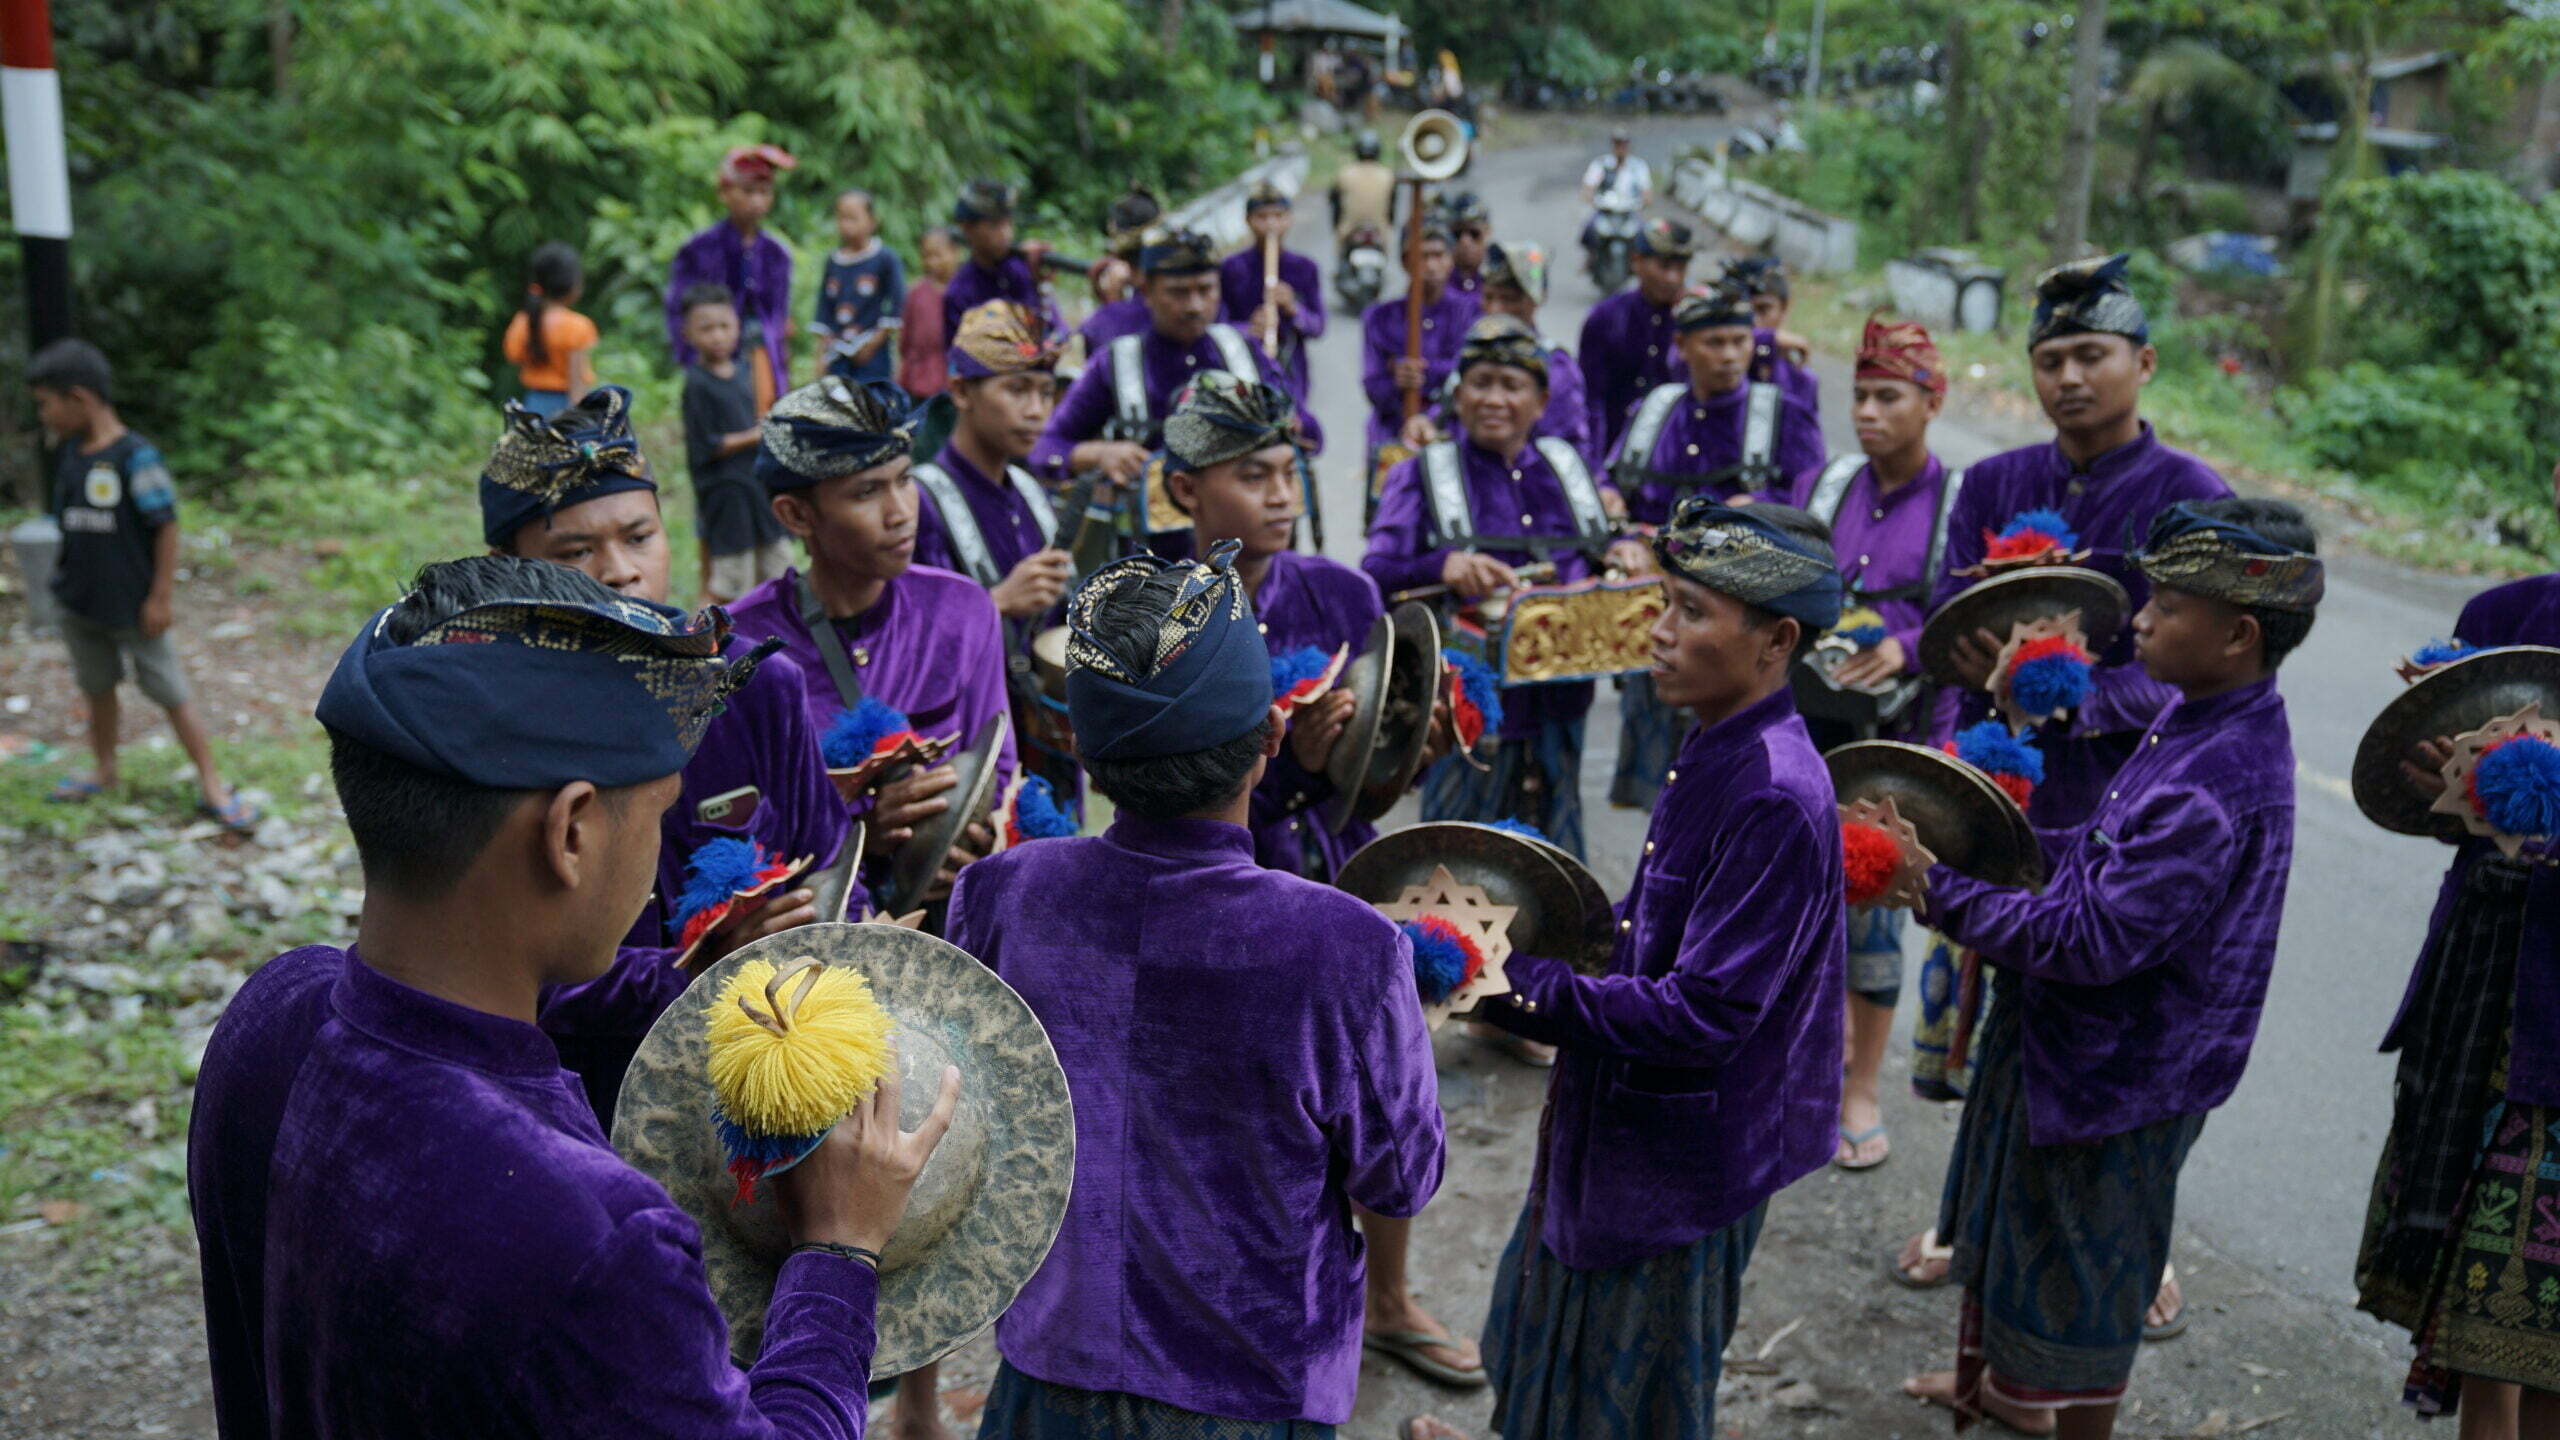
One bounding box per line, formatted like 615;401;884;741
1408;497;1847;1440
1605;279;1826;811
1467;240;1589;460
1902;499;2320;1440
666;145;798;408
949;539;1444;1437
1577;217;1694;457
1360;221;1480;462
726;377;1015;912
468;388;848;1132
942;179;1064;350
188;554;954;1440
1220;180;1328;403
1440;189;1492;299
1075;184;1162;360
1726;255;1822;417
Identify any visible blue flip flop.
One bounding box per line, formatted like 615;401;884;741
1835;1123;1891;1170
48;776;103;803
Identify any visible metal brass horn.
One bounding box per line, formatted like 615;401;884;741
1399;109;1469;181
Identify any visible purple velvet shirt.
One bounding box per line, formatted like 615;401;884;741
1029;324;1313;483
912;442;1053;584
1926;677;2296;1145
941;253;1062;349
1245;551;1385;879
1218;247;1327;400
1362;438;1598;739
726;564;1018;799
2383;573;2560;1104
1074;296;1149;357
1577;288;1684;458
1785;453;1951;673
667;221;794;384
190;946;878;1439
1927;425;2233;828
1484;688;1845;1268
1755;326;1821;415
1537;345;1592;460
945;816;1444;1423
1359;289;1480;454
1603;380;1826;525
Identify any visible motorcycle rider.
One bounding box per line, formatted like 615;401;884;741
1331;130;1399;254
1578;127;1653;242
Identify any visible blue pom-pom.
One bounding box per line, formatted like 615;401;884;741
1954;721;2045;783
1446;649;1505;734
1837;624;1887;649
1011;775;1077;840
676;836;769;926
1270;645;1334;697
1404;920;1473;1005
2413;638;2479;668
2476;737;2560;839
2009;652;2092;717
1999;508;2079;548
821;696;913;768
1485;817;1549;842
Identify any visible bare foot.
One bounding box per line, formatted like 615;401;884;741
1903;1370;2055;1436
1402;1416;1473;1440
1893;1227;1952;1286
2146;1263;2184;1335
1367;1293;1485;1382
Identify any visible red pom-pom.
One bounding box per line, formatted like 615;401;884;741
2006;634;2089;670
1988;772;2033;808
1842;822;1901;907
1984;527;2062;562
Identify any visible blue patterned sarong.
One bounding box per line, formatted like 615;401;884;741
1480;1192;1765;1440
1608;673;1686;811
1420;714;1588;860
976;1362;1334;1439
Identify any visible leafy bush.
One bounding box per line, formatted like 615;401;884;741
2284;361;2552;543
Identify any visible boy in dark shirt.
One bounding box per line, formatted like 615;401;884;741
678;284;791;602
812;189;905;385
31;340;253;830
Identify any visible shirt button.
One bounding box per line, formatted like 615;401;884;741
1258;622;1268;634
1521;513;1534;527
2149;735;2159;745
1511;469;1522;481
1686;444;1699;456
1647;345;1658;357
1620;918;1633;932
1666;769;1678;782
1859;555;1871;567
1872;508;1885;521
1645;841;1656;854
2110;790;2120;800
1185;355;1197;366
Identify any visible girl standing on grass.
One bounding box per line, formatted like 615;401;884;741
503;242;598;417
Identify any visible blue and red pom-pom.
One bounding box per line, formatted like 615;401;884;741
1982;509;2079;564
1951;720;2044;808
1002;775;1077;848
1403;914;1486;1006
1484;817;1548;843
1271;645;1346;714
2411;638;2479;669
1842;822;1901;907
1444;651;1504;750
674;837;800;952
2004;634;2093;717
821;696;921;770
2471;734;2560;839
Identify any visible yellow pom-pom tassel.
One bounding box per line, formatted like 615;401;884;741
706;957;897;1139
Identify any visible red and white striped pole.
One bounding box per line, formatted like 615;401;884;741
2;0;73;353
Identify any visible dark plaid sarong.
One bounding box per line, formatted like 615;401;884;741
2354;857;2560;1412
1420;713;1589;859
1937;983;2205;1424
1608;673;1686;811
975;1362;1335;1439
1479;1189;1766;1440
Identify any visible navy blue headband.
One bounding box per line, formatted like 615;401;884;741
1062;539;1273;760
480;387;657;548
1654;499;1844;632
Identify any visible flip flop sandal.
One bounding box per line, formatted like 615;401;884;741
1465;1025;1557;1069
1835;1122;1891;1171
48;776;103;803
198;796;264;834
1366;1330;1489;1389
2143;1263;2189;1341
1885;1229;1955;1290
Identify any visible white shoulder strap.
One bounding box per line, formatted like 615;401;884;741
1534;436;1610;542
1926;466;1967;593
1108;334;1148;432
1008;465;1059;547
1803;454;1866;525
1206;323;1258;382
909;462;1002;588
1616;383;1688;478
1420;441;1473;548
1742;380;1779;468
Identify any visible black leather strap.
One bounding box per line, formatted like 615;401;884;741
795;571;866;710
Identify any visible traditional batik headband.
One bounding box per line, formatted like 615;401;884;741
1653;497;1845;632
1245;179;1292;213
1455;313;1549;387
1480;241;1548;304
1063;538;1273;760
1162;371;1300;473
1107;183;1163;238
1726;255;1789;300
1138;228;1219;276
479;386;657;547
317;591;755;789
2029;252;2149;349
1408;217;1456;255
757;376;922;494
949;300;1059;380
1633;218;1695;259
952;178;1017;224
1672;280;1755;333
719;144;796;185
1436;190;1490;227
2134;501;2325;614
1856;312;1946;396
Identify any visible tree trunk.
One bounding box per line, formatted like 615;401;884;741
2053;0;2110;262
269;0;293;98
2304;16;2377;372
2127;96;2161;232
1944;8;1980;241
1158;0;1184;55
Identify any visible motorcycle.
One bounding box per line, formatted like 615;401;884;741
1336;224;1388;312
1583;193;1641;295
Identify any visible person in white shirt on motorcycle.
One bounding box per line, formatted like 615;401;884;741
1579;128;1653;235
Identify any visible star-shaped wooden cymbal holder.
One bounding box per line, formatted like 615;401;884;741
2431;703;2560;859
1374;864;1518;1031
827;733;957;805
1990;611;2091;732
1841;795;1938;910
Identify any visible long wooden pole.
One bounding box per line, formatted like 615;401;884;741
1400;177;1425;423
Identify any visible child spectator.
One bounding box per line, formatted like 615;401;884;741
501;242;597;417
811;189;904;384
677;285;791;602
898;226;960;398
31;340;255;830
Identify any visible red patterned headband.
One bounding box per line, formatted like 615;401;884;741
1856;314;1945;396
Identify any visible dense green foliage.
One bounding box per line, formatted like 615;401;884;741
7;0;1274;499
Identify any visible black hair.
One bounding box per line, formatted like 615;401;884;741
2178;497;2320;668
328;556;633;898
679;281;736;318
520;242;583;367
836;187;875;218
920;225;959;252
28;338;112;403
1740;503;1834;660
1075;569;1278;819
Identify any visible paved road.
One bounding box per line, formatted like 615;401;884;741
1294;113;2492;1342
